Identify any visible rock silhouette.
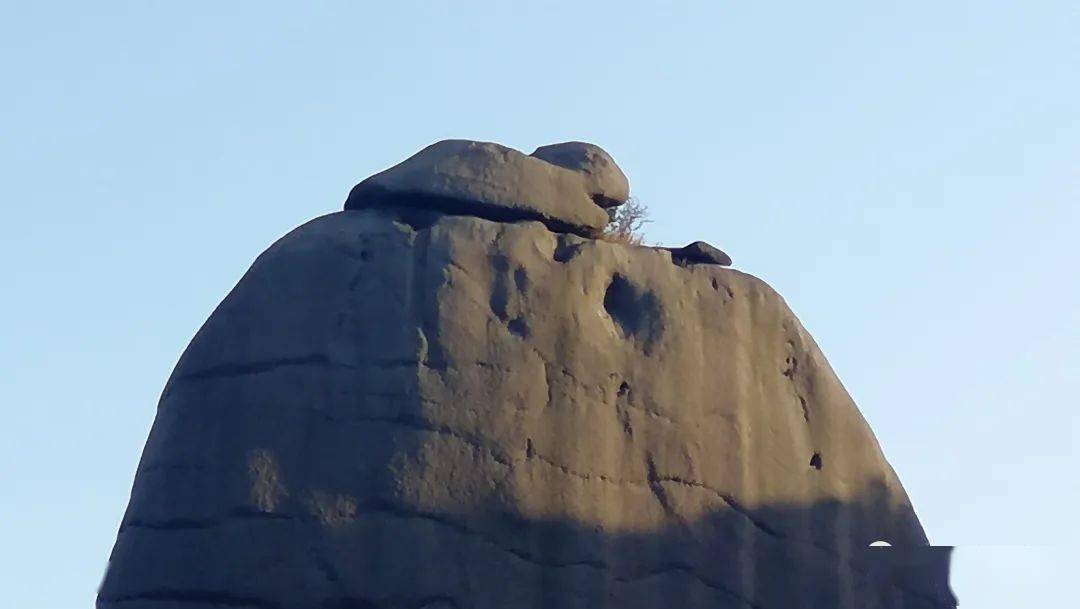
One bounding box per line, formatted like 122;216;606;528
98;141;955;608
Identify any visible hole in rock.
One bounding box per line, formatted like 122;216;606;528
783;355;798;378
809;453;823;470
514;267;529;292
869;540;892;547
603;274;663;349
489;288;509;320
507;317;529;338
617;381;630;398
553;240;582;263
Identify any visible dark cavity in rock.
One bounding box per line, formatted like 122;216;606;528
603;274;663;350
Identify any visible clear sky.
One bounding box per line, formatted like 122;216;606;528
2;2;1076;607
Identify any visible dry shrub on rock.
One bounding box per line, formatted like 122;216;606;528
602;196;650;245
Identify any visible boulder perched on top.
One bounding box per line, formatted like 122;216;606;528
667;241;733;266
530;141;630;207
345;139;629;237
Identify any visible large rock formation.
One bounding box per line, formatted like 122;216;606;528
99;141;954;609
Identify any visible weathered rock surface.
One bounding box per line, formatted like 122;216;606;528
667;240;733;267
99;207;952;609
99;140;952;608
530;141;630;207
345;140;621;237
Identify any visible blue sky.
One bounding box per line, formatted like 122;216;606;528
1;2;1076;606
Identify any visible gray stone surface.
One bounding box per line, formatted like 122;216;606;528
530;141;630;207
666;240;733;267
99;205;952;608
345;140;620;237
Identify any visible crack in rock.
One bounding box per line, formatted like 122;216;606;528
116;509;760;608
167;355;420;396
299;407;513;467
614;563;763;609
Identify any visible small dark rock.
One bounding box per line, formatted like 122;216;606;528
666;241;732;267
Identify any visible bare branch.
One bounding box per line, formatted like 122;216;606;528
602;197;650;245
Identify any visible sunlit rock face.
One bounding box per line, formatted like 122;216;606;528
98;141;954;609
344;139;629;238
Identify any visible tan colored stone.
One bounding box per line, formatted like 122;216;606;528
345;139;619;237
99;209;948;609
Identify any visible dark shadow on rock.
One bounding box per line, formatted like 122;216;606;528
98;483;955;609
346;185;599;238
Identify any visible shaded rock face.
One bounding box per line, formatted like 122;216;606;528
100;143;952;608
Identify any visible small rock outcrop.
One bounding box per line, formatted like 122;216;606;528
667;240;733;267
530;141;630;207
345;139;629;238
99;140;954;609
